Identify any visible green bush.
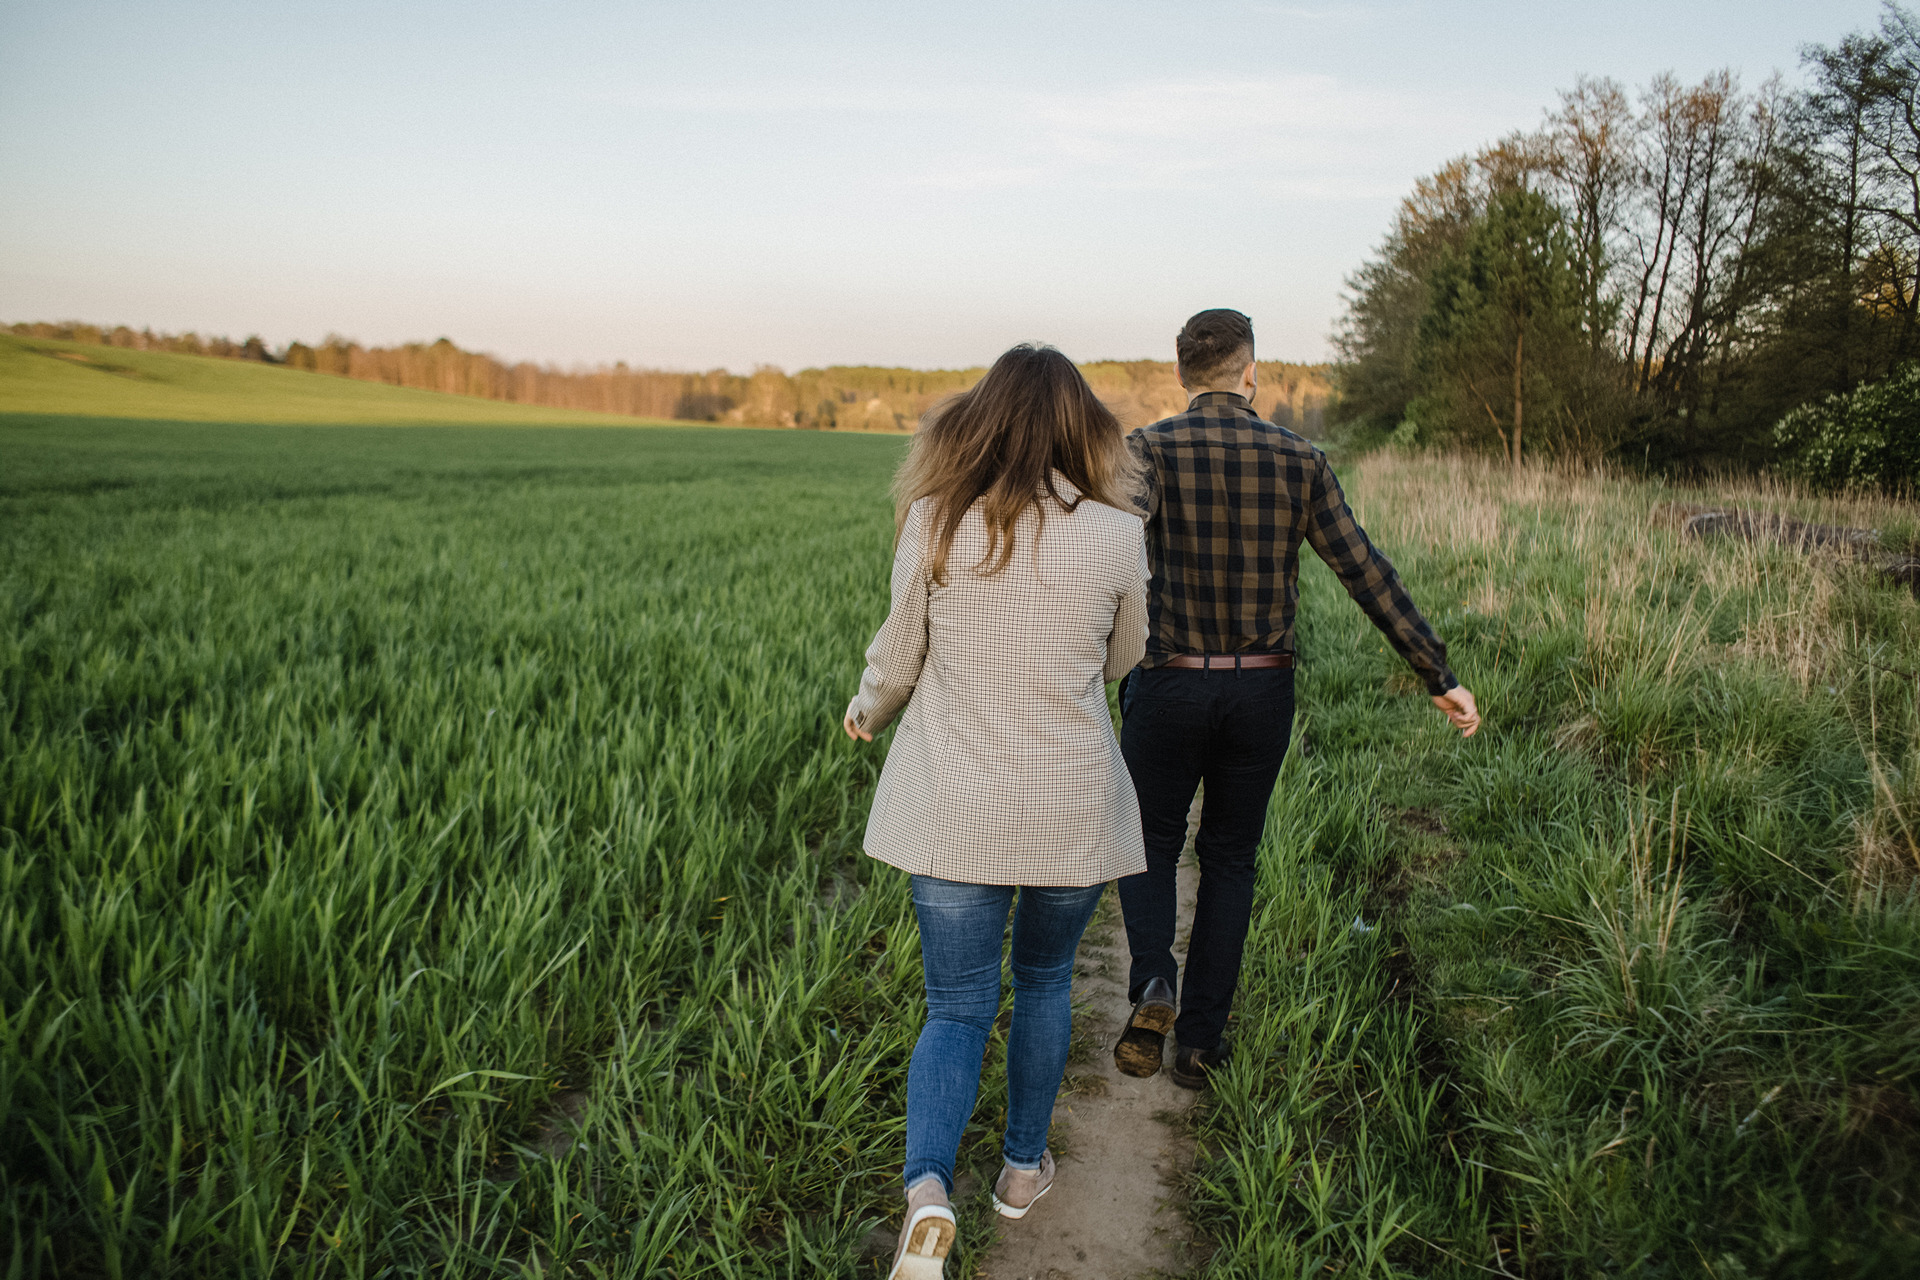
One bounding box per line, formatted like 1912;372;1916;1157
1773;363;1920;492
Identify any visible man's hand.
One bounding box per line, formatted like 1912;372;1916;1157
1432;686;1480;737
843;712;873;742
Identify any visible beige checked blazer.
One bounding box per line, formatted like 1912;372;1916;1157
847;481;1150;887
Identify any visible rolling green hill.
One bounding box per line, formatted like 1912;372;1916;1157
0;334;677;426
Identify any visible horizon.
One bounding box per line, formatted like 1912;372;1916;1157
0;0;1888;372
4;322;1341;379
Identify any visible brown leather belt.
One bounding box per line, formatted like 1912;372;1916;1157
1163;652;1293;670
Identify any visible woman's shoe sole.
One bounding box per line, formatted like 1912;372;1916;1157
990;1178;1053;1220
886;1205;955;1280
1113;1002;1176;1078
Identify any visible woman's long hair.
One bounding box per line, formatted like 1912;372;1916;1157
893;343;1139;583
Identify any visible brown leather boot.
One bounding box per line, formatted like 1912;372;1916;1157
1112;976;1176;1077
1169;1042;1230;1091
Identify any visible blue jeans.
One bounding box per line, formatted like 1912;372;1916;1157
903;875;1106;1194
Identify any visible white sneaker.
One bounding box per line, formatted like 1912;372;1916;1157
886;1180;956;1280
990;1150;1056;1220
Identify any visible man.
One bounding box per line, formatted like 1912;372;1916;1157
1112;308;1480;1090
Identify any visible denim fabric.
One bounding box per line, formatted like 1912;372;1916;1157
903;875;1105;1193
1117;664;1296;1051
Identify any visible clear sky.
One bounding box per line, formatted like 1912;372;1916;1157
0;0;1891;371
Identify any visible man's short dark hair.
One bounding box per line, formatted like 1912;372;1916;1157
1175;309;1255;387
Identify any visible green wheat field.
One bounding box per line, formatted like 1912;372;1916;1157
4;335;1919;1277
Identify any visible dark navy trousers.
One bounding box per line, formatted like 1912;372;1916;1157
1117;664;1296;1051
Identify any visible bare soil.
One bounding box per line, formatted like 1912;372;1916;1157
976;853;1203;1280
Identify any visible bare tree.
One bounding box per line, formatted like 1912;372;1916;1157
1543;77;1636;350
1614;72;1784;423
1854;6;1920;359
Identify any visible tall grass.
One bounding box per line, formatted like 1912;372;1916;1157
12;417;1920;1277
1194;454;1920;1276
1;419;1039;1278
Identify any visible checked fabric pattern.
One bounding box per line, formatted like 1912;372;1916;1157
846;480;1151;887
1130;391;1457;696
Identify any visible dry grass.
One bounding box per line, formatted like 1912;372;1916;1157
1855;717;1920;904
1356;447;1917;698
1357;451;1920;897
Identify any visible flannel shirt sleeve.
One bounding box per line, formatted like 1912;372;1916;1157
1103;530;1150;681
846;500;931;734
1126;430;1159;520
1303;453;1458;696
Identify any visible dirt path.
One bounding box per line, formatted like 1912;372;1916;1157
977;849;1202;1280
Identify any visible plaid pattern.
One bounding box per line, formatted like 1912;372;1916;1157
1131;392;1456;695
847;484;1151;887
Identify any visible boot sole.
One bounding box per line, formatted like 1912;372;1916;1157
886;1206;955;1280
1112;1002;1176;1078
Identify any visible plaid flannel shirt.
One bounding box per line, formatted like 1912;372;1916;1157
1130;391;1457;696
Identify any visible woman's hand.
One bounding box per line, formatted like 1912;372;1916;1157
843;712;873;742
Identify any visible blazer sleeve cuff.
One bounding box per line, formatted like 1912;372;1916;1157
847;695;900;736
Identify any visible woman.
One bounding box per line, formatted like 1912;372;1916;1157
842;344;1148;1279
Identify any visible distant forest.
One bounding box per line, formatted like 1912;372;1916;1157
1336;1;1920;484
4;321;1331;436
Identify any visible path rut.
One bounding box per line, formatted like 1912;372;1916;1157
977;850;1202;1280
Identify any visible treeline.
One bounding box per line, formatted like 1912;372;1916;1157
6;321;1330;434
1337;1;1920;482
8;322;283;366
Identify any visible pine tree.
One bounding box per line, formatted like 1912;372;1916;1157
1414;189;1587;464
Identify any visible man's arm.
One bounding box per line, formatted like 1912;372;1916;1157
1126;430;1160;520
1303;453;1479;736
